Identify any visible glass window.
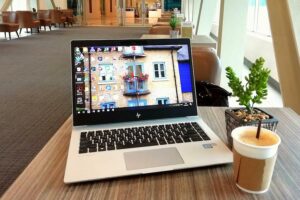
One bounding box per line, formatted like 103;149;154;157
156;97;170;105
247;0;271;36
153;62;166;79
128;99;147;107
256;0;271;36
101;102;116;109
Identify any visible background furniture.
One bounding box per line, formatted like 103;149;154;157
192;46;221;85
0;23;19;40
16;11;40;34
148;26;181;35
157;17;171;22
152;22;169;26
1;107;300;199
1;11;19;40
2;11;18;24
37;10;52;30
50;9;67;27
62;9;74;27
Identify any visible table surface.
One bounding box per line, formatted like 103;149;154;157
140;34;217;49
2;107;300;200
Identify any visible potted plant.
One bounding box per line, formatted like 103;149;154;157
169;16;179;38
225;57;279;148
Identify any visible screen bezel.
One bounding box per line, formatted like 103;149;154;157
71;39;197;126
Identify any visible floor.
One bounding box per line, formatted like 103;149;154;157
0;26;59;41
0;26;150;197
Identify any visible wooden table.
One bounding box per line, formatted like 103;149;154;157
140;34;217;49
2;107;300;199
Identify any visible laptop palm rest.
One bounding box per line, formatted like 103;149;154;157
124;147;184;170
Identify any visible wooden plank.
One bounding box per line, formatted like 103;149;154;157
2;108;300;199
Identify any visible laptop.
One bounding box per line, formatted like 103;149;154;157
64;38;232;183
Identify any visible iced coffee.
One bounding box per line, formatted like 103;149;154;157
232;126;281;194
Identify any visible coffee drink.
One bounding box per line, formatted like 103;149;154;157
232;127;281;194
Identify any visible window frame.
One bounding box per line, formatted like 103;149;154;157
153;62;167;80
156;97;170;105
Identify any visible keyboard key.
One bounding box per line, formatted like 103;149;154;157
174;137;183;143
80;132;87;138
79;148;87;154
191;136;202;141
107;145;115;150
202;135;211;141
89;147;97;152
182;136;191;142
167;138;175;144
98;145;106;151
158;139;167;145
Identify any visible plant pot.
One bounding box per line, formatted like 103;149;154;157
170;30;179;38
225;108;279;149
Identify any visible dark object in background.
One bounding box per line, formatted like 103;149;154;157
196;81;231;107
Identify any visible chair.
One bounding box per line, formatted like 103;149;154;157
148;26;180;35
61;9;74;27
192;46;221;85
2;11;18;24
16;11;40;34
0;23;19;40
49;9;67;27
192;47;229;106
1;11;19;39
37;10;52;30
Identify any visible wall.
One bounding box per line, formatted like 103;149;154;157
38;0;67;9
86;0;101;19
105;0;116;17
54;0;67;9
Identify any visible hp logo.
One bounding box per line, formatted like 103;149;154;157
136;112;141;119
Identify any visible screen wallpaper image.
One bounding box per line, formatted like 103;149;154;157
74;44;193;113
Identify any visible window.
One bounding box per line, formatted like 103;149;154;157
247;0;271;36
127;63;143;76
124;63;148;94
100;102;116;109
125;80;146;93
153;62;166;79
156;97;170;105
128;99;147;107
99;64;115;82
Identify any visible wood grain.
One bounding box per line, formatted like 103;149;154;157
267;0;300;114
2;107;300;200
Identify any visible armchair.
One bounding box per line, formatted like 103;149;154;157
16;11;40;34
37;10;52;30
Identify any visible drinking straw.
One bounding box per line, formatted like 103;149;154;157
256;120;262;139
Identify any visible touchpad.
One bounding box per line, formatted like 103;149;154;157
124;147;184;170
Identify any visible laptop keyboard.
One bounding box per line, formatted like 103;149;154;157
79;122;210;154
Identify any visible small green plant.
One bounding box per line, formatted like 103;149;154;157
169;16;178;30
226;57;271;114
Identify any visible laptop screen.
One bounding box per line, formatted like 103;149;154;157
72;39;197;125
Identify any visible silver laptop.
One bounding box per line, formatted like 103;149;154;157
64;39;232;183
